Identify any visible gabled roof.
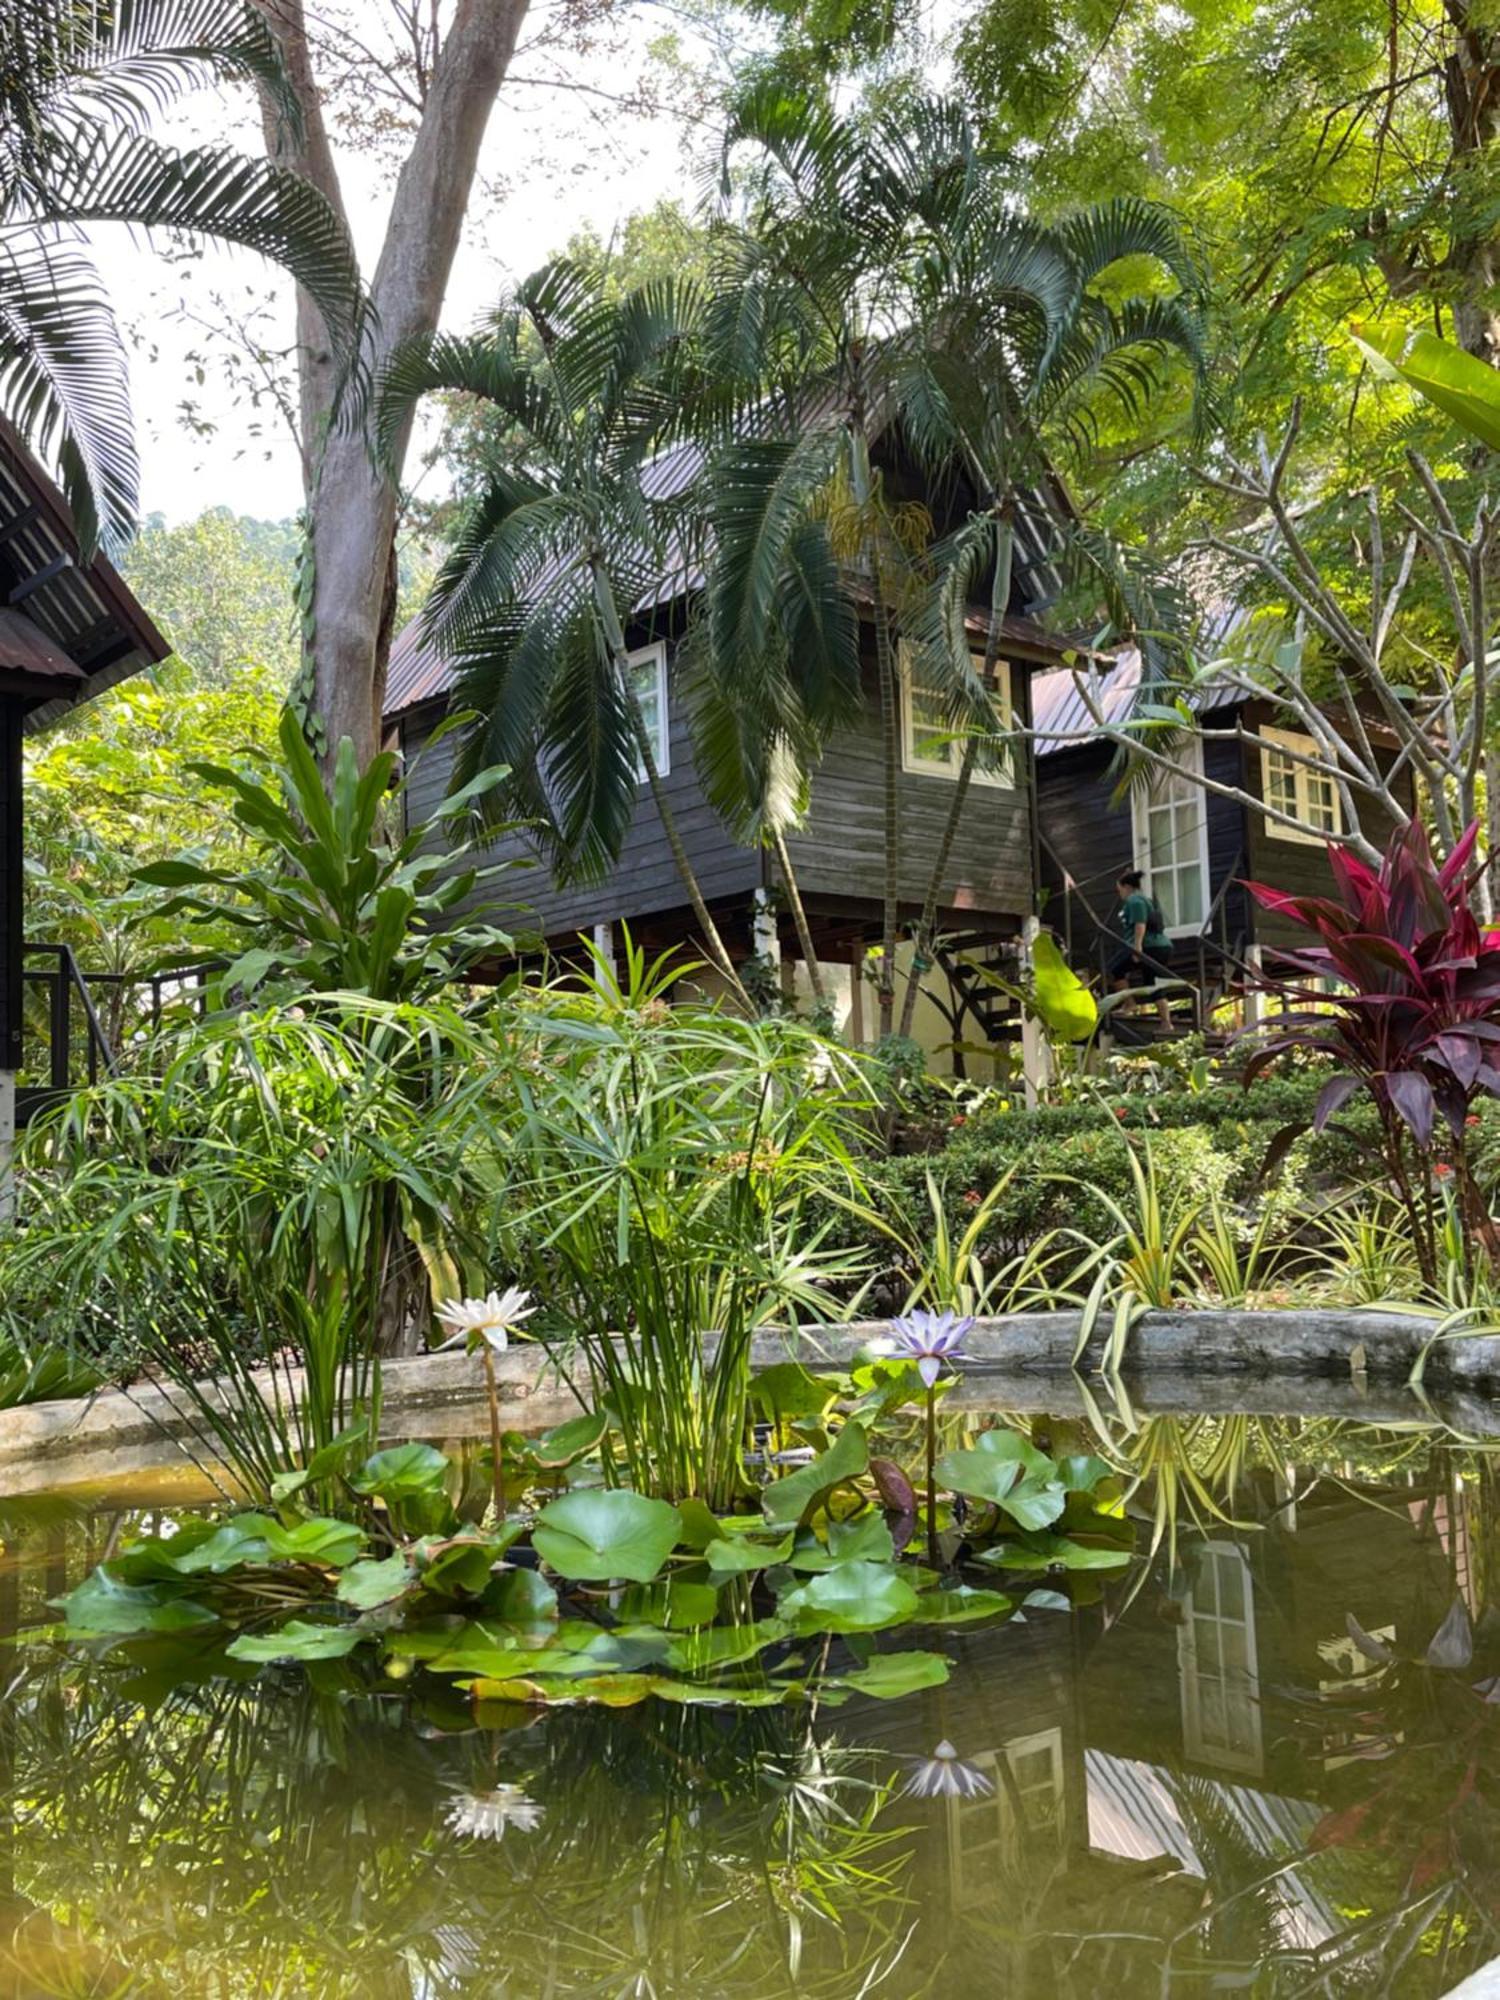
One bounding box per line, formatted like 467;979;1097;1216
1031;648;1240;756
383;428;1071;721
0;417;170;730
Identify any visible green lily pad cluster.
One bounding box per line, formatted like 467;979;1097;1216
55;1389;1133;1710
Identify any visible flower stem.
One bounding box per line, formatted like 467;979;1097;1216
925;1384;938;1569
483;1349;507;1524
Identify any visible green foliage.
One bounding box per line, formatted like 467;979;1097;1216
21;659;282;1020
492;938;872;1508
49;1405;1129;1709
0;0;362;552
118;509;303;686
133;708;523;1005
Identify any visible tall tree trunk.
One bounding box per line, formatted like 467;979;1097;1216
897;510;1015;1041
873;598;901;1039
770;827;825;1004
1444;5;1500;362
256;0;529;772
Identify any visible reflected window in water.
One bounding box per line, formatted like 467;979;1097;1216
947;1726;1065;1899
1178;1540;1262;1774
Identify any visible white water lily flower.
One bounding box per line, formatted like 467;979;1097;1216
444;1785;544;1841
900;1740;996;1801
435;1287;537;1353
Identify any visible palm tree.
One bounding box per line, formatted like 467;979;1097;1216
375;258;752;1008
0;0;363;554
691;86;1207;1039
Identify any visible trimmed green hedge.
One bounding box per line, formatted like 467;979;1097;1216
829;1069;1385;1282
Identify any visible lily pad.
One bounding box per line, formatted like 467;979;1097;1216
835;1650;951;1698
61;1572;218;1638
532;1489;683;1583
226;1619;363;1662
705;1529;795;1575
913;1585;1012;1624
485;1567;559;1623
349;1443;451;1500
978;1536;1132;1573
762;1422;869;1529
778;1560;920;1633
264;1517;366;1568
749;1361;844;1424
789;1512;894;1571
336;1553;416;1609
936;1431;1066;1531
508;1411;610;1471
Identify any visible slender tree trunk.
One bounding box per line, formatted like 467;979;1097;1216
1444;6;1500;361
256;0;529;773
873;599;901;1039
770;826;825;1004
897;511;1015;1041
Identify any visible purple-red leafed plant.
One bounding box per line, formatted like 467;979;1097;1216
1243;819;1500;1284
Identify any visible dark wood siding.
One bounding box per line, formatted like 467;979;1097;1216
400;668;762;948
782;653;1034;921
404;645;1040;947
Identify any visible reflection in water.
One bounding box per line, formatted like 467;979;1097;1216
6;1419;1500;1996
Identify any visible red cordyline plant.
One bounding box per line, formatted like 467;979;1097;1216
1243;819;1500;1286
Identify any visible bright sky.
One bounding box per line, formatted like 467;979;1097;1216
89;3;722;524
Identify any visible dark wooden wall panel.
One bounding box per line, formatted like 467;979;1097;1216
401;689;763;946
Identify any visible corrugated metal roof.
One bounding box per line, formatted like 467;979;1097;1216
383;429;1068;719
1032;647;1239;756
0;417;170;731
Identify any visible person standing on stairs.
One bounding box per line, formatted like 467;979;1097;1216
1110;868;1174;1032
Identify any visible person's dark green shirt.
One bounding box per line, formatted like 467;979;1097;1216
1118;892;1170;952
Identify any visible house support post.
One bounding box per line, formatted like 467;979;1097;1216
848;941;865;1047
0;700;21;1228
1243;941;1266;1031
751;887;780;968
1019;915;1051;1110
592;922;615;978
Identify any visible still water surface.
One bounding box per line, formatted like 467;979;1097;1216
3;1410;1498;1998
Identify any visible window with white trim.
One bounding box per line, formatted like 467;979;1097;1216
947;1729;1065;1901
1131;736;1211;936
900;648;1013;787
628;641;670;780
1178;1541;1263;1775
1260;726;1341;844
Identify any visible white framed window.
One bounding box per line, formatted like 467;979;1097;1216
900;648;1013;787
1259;726;1341;844
628;641;670;779
1131;737;1211;936
1178;1541;1263;1775
947;1728;1065;1901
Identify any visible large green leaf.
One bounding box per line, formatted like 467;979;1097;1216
761;1421;869;1528
61;1571;218;1638
834;1650;951;1698
1031;932;1098;1042
226;1619;363;1662
978;1536;1133;1573
1352;322;1500;452
349;1444;451;1501
336;1554;416;1609
788;1511;894;1570
531;1490;683;1583
263;1518;366;1568
777;1560;920;1632
936;1430;1067;1531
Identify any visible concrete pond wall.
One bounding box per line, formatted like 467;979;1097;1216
2;1306;1497;1498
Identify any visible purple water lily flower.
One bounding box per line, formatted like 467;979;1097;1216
891;1307;974;1388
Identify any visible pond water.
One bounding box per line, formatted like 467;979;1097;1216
4;1407;1500;1998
